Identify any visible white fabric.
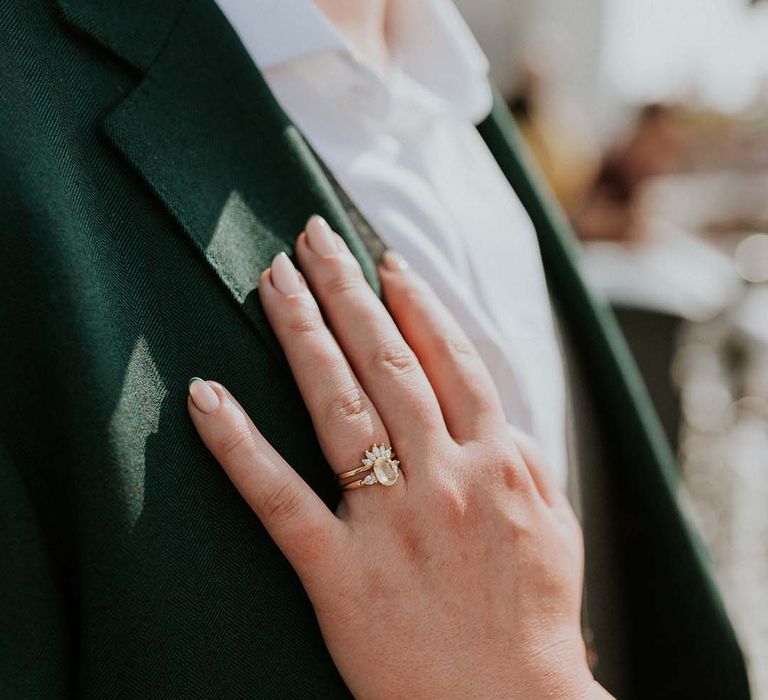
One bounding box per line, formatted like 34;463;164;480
215;0;568;483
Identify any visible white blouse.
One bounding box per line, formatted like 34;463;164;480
214;0;569;483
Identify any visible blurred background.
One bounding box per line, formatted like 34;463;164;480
453;0;768;694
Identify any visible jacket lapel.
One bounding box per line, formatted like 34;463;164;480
478;93;749;696
56;0;379;347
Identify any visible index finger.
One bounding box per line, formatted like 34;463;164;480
187;379;347;585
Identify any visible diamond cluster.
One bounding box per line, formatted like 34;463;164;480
362;444;400;487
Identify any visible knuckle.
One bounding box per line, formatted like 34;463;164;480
261;480;304;525
500;508;535;542
217;423;254;457
390;271;427;300
325;274;362;297
460;381;496;416
283;297;323;335
435;335;476;363
371;340;419;377
322;258;364;297
482;440;531;491
323;385;373;425
499;452;529;490
285;315;323;335
389;280;422;307
431;482;468;526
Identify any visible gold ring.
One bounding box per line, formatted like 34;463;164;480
338;444;400;490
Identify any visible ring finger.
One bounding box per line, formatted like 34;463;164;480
295;217;445;452
259;252;394;486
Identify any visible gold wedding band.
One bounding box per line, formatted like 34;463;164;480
338;444;400;491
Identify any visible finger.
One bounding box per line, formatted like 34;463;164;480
258;253;390;476
378;252;506;443
295;217;445;450
508;425;570;511
187;378;347;583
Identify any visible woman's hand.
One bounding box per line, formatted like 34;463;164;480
187;216;611;700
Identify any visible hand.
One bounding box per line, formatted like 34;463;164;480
187;216;612;700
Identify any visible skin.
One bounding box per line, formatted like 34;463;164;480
188;216;613;699
313;0;390;71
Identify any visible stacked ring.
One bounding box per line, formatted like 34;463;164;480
338;444;400;491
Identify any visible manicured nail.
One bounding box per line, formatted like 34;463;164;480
271;252;302;295
189;378;221;414
382;250;408;272
305;215;339;256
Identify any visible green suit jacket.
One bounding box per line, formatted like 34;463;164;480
0;1;750;697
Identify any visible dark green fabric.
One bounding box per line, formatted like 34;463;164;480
0;0;748;698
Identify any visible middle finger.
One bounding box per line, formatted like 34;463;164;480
296;216;446;450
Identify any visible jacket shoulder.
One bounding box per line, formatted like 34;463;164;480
0;0;135;215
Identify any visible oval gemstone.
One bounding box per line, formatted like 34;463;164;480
373;456;398;486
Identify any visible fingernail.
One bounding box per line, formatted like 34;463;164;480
189;378;221;414
271;252;302;295
382;250;408;272
305;215;339;256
